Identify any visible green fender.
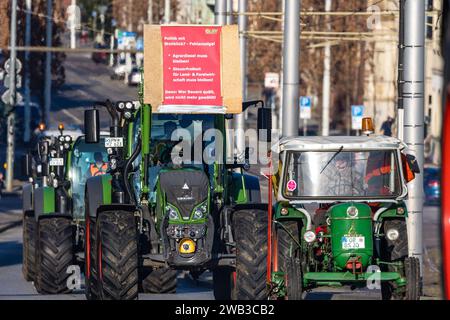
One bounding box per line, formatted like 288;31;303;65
85;174;113;218
230;172;261;204
33;186;56;221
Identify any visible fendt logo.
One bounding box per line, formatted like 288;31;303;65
205;28;219;35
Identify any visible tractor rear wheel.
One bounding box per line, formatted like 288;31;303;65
277;221;303;300
96;211;139;300
22;213;36;281
212;267;234;300
35;217;74;294
85;214;100;300
232;209;268;300
142;267;177;294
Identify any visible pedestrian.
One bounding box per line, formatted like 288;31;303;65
380;116;394;136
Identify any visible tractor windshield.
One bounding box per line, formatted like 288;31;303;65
69;136;108;219
282;150;403;199
147;114;219;199
150;114;218;166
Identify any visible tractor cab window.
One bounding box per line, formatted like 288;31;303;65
147;114;218;198
70;137;108;219
283;150;402;199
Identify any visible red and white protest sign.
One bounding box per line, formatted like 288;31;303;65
144;25;242;114
161;26;222;107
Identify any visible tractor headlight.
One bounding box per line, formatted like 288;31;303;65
166;205;179;220
64;143;70;149
192;202;207;220
65;135;71;142
386;228;399;241
59;136;64;142
347;206;359;218
125;102;133;110
117;102;125;110
304;230;316;243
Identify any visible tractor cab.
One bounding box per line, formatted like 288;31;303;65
271;134;421;300
69;134;109;221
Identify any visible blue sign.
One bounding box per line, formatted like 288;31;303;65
351;105;364;130
300;96;312;119
351;105;364;117
300;96;312;108
136;37;144;51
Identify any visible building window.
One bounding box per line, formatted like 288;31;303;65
427;16;433;39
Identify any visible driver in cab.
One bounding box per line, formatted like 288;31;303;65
86;152;108;177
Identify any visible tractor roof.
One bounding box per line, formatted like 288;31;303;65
279;135;406;152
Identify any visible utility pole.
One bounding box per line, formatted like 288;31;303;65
70;0;77;49
281;0;300;137
403;0;425;278
148;0;153;24
6;0;18;192
24;0;32;143
226;0;233;24
397;0;405;140
44;0;53;126
235;0;247;162
164;0;171;24
321;0;332;136
215;0;233;162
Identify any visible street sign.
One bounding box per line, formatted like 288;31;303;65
3;74;22;89
351;105;364;130
1;89;23;105
300;96;312;119
264;72;279;89
4;58;22;74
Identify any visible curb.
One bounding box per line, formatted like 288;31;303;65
0;219;22;234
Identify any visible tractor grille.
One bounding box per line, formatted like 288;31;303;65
159;170;209;219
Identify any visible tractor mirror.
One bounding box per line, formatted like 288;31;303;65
85;109;100;144
405;154;420;174
257;107;272;143
21;153;33;177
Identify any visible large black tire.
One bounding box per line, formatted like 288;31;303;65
232;209;268;300
22;213;36;282
381;257;420;300
142;267;177;294
213;267;233;300
277;221;303;300
35;217;74;294
96;211;139;300
85;215;100;300
380;219;419;300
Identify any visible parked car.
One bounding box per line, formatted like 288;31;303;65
424;165;440;205
127;66;142;86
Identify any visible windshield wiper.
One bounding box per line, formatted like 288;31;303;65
320;145;344;174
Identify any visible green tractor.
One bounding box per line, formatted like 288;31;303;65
83;96;271;300
267;133;421;300
22;125;109;294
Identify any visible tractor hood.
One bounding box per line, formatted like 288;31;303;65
159;169;209;220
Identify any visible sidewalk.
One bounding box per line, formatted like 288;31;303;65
0;190;22;233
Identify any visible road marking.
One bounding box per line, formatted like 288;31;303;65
61;109;83;125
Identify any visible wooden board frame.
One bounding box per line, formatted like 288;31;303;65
143;24;242;114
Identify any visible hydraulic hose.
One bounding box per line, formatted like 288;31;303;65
123;135;142;205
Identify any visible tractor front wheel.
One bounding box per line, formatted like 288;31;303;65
96;211;139;300
381;257;421;300
35;217;74;294
277;221;303;300
232;209;268;300
142;267;177;294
